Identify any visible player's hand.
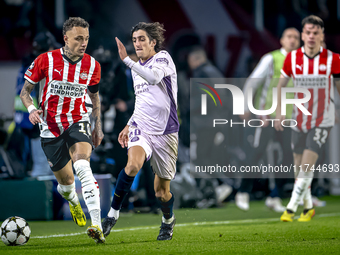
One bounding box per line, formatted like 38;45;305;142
274;114;285;131
118;125;129;148
29;109;43;125
115;37;128;61
92;127;104;148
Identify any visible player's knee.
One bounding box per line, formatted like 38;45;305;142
125;164;140;176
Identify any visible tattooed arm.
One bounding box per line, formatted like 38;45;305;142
88;90;104;148
20;80;42;125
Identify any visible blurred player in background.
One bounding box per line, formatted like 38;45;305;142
237;28;300;212
275;15;340;222
20;17;105;243
102;22;179;241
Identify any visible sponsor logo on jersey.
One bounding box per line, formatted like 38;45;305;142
80;71;88;80
296;64;303;71
54;69;62;75
319;64;327;71
156;58;169;65
25;70;32;76
131;137;139;142
49;80;86;97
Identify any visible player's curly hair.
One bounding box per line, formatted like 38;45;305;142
131;22;165;52
302;15;324;30
63;17;89;35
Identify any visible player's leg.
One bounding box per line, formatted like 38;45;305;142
237;126;273;211
286;150;317;211
40;136;86;227
102;146;146;236
54;160;87;227
149;132;178;241
67;121;104;243
296;149;318;221
154;175;176;240
102;125;151;237
280;129;305;222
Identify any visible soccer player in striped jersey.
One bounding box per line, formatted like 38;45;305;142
102;22;179;241
20;17;105;243
237;28;300;212
275;15;340;222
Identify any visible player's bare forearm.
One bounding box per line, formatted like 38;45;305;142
89;91;104;147
20;80;36;109
89;91;103;132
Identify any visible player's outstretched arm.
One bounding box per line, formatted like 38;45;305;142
274;74;290;131
115;37;166;84
20;80;42;125
118;125;129;148
88;90;104;148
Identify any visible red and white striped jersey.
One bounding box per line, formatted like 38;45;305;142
281;46;340;132
24;48;101;138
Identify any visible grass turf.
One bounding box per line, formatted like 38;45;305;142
1;196;340;254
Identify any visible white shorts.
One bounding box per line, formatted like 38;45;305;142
127;125;178;180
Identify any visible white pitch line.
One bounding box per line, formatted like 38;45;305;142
31;212;340;239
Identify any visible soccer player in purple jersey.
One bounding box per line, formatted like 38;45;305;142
102;22;179;241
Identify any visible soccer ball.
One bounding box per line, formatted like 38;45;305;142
1;216;31;246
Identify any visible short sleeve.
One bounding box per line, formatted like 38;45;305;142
331;53;340;74
89;60;101;86
281;52;292;77
24;53;47;84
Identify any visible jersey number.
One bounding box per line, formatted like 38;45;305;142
313;128;328;148
79;122;91;136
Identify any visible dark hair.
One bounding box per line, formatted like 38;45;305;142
301;15;324;30
131;22;165;52
63;17;89;35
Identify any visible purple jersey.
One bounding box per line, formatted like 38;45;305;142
126;50;179;135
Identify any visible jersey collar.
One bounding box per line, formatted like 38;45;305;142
301;46;323;59
280;48;288;56
60;48;83;65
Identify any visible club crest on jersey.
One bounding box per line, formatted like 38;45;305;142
80;71;88;80
319;64;327;71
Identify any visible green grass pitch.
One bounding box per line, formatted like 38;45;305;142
1;196;340;254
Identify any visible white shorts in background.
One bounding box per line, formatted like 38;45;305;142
127;125;178;180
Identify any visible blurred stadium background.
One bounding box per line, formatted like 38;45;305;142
0;0;340;224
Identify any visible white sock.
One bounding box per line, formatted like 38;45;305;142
90;209;102;230
57;182;79;206
287;171;313;212
74;159;101;219
108;207;119;219
162;215;175;224
303;186;313;209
